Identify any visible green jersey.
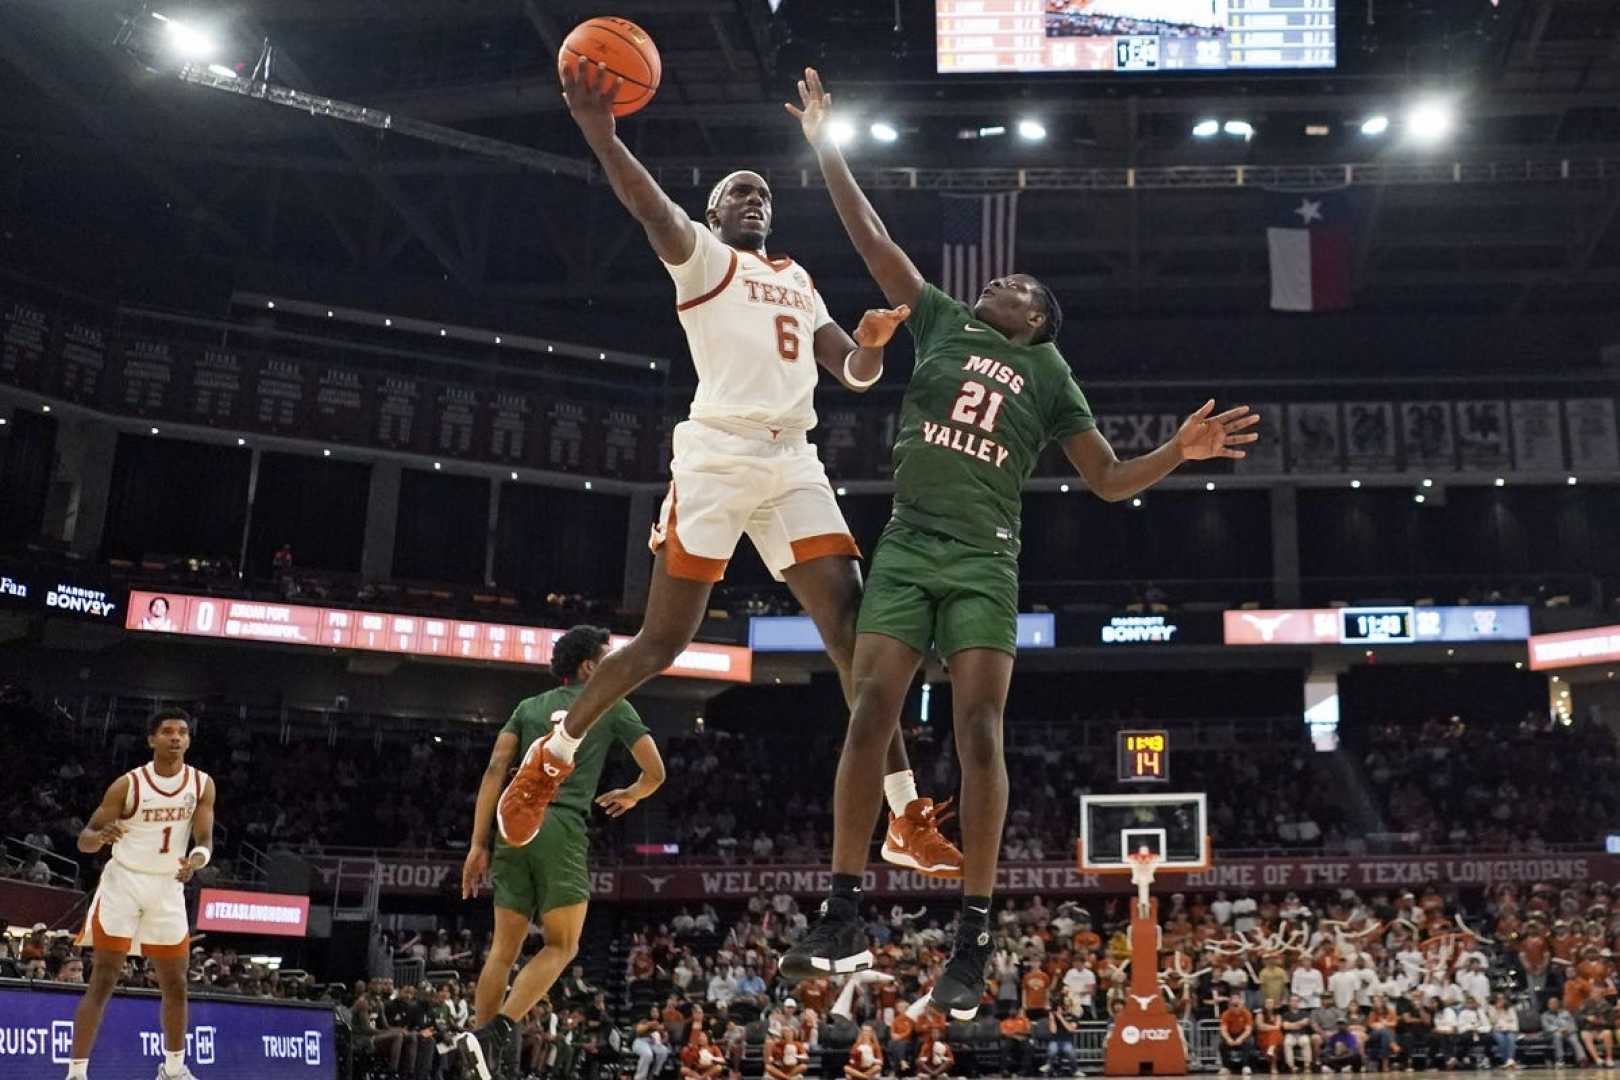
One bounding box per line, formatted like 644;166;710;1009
499;686;648;821
891;283;1096;555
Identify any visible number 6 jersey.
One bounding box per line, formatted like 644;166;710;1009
664;221;834;437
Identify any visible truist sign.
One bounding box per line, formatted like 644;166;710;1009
195;889;310;937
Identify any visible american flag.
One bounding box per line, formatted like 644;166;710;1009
940;192;1020;304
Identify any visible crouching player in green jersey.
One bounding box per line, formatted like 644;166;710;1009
458;625;666;1080
779;69;1262;1016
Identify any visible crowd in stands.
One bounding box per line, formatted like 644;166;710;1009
1358;711;1620;854
609;878;1620;1078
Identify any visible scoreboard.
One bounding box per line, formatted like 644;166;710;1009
936;0;1335;74
1117;729;1170;783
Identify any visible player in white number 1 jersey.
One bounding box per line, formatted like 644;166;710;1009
493;57;963;884
69;707;217;1080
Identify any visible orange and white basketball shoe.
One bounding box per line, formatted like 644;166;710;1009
881;797;963;878
496;733;575;847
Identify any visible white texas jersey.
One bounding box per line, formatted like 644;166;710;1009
113;762;208;875
664;221;835;435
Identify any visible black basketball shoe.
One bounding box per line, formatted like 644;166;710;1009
778;897;874;983
931;925;993;1020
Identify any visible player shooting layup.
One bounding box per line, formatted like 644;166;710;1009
778;69;1260;1016
495;56;961;881
70;706;217;1080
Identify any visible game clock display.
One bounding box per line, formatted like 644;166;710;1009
1341;607;1416;644
936;0;1336;75
1117;729;1170;783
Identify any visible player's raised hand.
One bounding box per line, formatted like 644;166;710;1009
460;846;490;900
595;787;641;818
853;305;911;348
785;67;834;148
175;851;206;883
1176;400;1261;461
560;55;622;144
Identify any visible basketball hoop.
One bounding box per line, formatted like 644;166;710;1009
1126;846;1160;918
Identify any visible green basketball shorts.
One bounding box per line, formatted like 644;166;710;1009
491;807;591;918
856;519;1020;659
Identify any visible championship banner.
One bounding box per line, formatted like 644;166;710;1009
300;852;1618;900
251;356;310;432
124;590;752;681
311;366;369;443
112;338;179;418
814;407;869;479
0;298;48;389
1286;402;1342;472
1342;402;1397;472
1509;400;1564;472
186;347;248;428
0;986;334;1080
1565;398;1620;470
1400;401;1455;470
57;321;106;405
1230;402;1284;475
1455;400;1510;472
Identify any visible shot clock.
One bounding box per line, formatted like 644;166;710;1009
1117;729;1170;783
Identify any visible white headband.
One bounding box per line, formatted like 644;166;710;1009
707;170;767;212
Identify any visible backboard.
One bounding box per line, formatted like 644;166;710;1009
1078;791;1209;872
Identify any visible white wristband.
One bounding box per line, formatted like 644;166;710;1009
843;349;882;389
189;847;211;867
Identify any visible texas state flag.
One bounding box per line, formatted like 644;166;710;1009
1266;190;1356;312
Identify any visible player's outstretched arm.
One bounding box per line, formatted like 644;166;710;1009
811;305;910;392
563;57;694;266
1064;400;1259;502
462;730;518;898
788;68;924;310
78;776;131;853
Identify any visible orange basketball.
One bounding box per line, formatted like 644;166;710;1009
558;17;661;118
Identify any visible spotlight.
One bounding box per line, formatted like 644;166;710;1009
648;362;657;370
1567;475;1579;486
1414;494;1426;504
439;329;447;337
433;461;442;470
598;352;606;360
828;119;857;147
1350;480;1362;489
1016;119;1047;142
977;125;1007;138
206;64;237;80
150;426;160;435
1192;119;1219;138
1361;115;1390;136
266;300;275;309
1223;120;1254;139
1059;483;1070;493
869;121;898;143
41;405;49;413
584;480;593;490
162;17;218;61
495;336;502;344
1494;477;1506;487
1131;497;1143;508
1205;481;1216;491
384;318;392;327
237;437;246;446
1304;124;1330;137
835;487;848;496
1422;478;1433;488
326;310;334;317
1406;101;1453;141
323;449;331;457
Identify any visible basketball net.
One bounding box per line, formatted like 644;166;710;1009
1126;846;1160;919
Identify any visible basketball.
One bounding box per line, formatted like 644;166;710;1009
558;17;661;118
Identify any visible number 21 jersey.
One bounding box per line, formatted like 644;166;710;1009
890;283;1096;557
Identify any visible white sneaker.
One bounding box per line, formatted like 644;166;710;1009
157;1066;197;1080
1244;1068;1254;1075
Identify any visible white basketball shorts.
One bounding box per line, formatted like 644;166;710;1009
76;857;190;958
652;420;859;583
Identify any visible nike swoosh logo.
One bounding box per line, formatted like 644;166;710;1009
963;324;988;332
886;829;906;847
